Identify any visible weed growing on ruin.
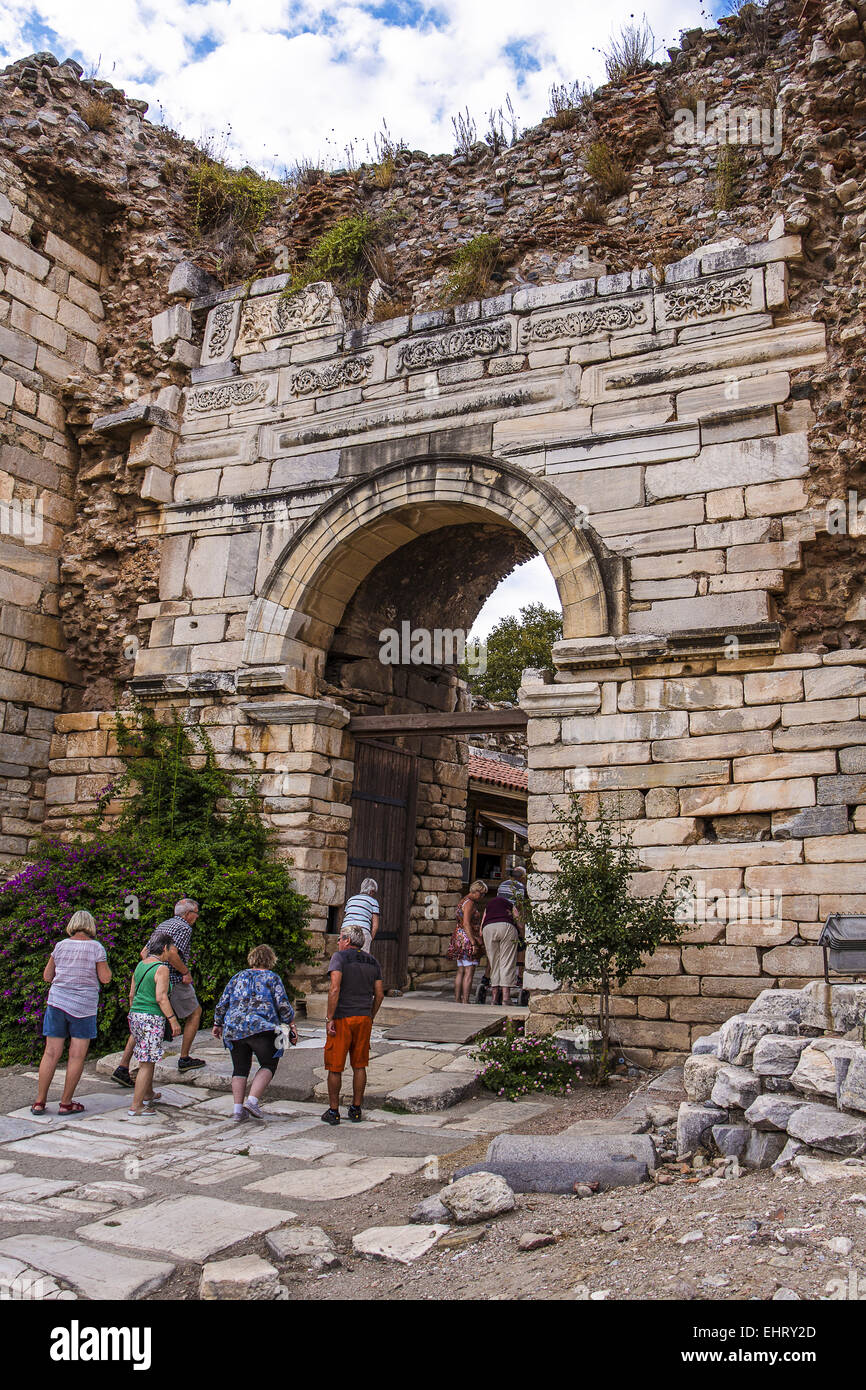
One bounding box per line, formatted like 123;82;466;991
548;80;594;130
585;140;629;198
580;194;607;224
79;96;114;132
286;214;382;295
443;233;502;304
451;106;478;159
714;142;744;210
601;15;656;82
187;161;282;237
484;95;520;155
473;1023;580;1101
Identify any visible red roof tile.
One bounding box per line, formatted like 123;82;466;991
468;754;528;791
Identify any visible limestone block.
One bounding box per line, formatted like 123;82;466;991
612;1019;690;1049
683;1053;724;1102
839;1052;866;1115
841;748;866;773
773;721;866;752
690;705;781;735
716;1013;798;1067
804;666;866;702
772;805;848;839
677;1101;727;1156
652;731;770;763
782;699;860;728
743;671;803;705
790;1039;862;1099
710;1064;761;1110
751;1034;811;1077
817;774;866;805
200;1254;283;1300
786;1103;866;1156
682;945;758;976
152;304;192;347
733;751;834;782
799;982;866;1035
630;592;770;632
438;1172;515;1224
680;778;814;819
677;373;790;422
646;433;808;500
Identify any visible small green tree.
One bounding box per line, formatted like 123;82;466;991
467;602;562;703
530;796;694;1082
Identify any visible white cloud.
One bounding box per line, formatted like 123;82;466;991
1;0;706;168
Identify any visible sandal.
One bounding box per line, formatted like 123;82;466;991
30;1101;46;1115
58;1101;85;1115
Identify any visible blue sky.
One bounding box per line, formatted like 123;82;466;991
0;1;720;171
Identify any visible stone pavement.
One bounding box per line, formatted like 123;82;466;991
0;1019;556;1300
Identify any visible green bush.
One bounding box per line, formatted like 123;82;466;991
443;233;501;304
473;1023;580;1101
288;214;380;293
0;709;313;1065
186;161;283;236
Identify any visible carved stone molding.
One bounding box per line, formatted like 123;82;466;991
290;354;374;396
397;321;511;372
206;300;237;359
240;699;350;727
662;273;753;323
275;282;335;333
188;380;268;412
520;299;648;345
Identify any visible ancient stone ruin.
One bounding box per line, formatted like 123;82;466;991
1;0;865;1059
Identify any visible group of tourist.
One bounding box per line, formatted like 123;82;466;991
452;868;528;1006
30;869;527;1124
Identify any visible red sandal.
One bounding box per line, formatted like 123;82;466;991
58;1101;85;1114
30;1101;46;1115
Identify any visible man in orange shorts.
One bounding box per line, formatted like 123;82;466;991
321;923;384;1124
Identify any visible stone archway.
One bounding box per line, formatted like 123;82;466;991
242;454;622;679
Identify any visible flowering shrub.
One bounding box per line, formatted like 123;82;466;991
473;1024;580;1101
0;708;312;1064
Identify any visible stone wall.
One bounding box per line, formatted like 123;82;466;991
0;149;105;863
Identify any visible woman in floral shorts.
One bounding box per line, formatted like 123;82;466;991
125;933;181;1118
452;880;486;1004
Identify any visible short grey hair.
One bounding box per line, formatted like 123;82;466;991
341;924;366;949
67;910;96;938
359;878;378;896
175;898;199;917
510;867;527;881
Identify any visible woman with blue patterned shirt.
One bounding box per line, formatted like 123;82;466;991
213;945;297;1121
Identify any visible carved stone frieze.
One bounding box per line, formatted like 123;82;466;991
290;355;374;396
520;299;648;345
662;274;753;323
396;321;511;372
188;380;268;412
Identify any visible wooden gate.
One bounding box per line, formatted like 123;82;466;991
344;740;419;990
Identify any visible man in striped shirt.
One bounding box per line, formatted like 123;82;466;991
111;898;205;1086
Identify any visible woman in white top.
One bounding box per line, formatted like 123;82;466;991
341;878;380;954
32;910;112;1115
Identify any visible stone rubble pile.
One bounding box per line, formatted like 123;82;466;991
673;981;866;1175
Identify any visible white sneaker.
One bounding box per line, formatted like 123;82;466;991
243;1098;264;1120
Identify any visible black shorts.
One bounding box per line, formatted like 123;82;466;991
229;1031;279;1078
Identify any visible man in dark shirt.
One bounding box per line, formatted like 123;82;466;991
321;923;384;1125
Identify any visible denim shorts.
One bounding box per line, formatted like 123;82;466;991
43;1005;97;1040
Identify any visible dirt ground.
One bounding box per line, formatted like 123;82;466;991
141;1075;866;1303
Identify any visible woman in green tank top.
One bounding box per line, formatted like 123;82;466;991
125;933;180;1118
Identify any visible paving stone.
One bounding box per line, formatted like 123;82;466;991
313;1047;445;1102
75;1116;176;1139
0;1116;48;1143
442;1101;547;1133
74;1182;151;1207
7;1092;138;1124
0;1234;174;1300
353;1224;448;1263
245;1157;426;1201
44;1196;118;1217
185;1156;262;1186
200;1254;284;1300
386;1071;478;1112
266;1225;335;1260
240;1136;338;1161
0;1201;58;1222
0;1173;78;1202
77;1195;293;1261
6;1132;137;1163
